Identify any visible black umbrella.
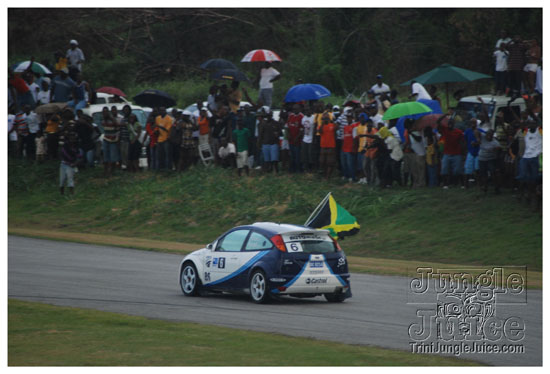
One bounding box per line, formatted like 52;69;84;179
200;58;238;71
133;89;176;108
211;68;250;82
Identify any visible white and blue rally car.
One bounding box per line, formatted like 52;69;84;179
179;222;351;303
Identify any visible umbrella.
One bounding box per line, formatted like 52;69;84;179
241;49;282;62
382;101;432;121
133;89;176;108
96;86;127;97
13;61;52;75
35;102;68;114
394;99;442;142
401;63;493;108
284;83;331;103
200;58;238;71
211;68;250;82
413;113;449;131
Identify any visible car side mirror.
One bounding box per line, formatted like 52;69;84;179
206;243;213;251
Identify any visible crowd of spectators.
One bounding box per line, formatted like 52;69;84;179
7;36;542;210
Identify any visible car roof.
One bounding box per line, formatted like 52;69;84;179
248;222;322;235
459;95;526;105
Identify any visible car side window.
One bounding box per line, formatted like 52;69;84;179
244;232;273;251
217;230;250;252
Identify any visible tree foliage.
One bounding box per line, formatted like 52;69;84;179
8;8;541;96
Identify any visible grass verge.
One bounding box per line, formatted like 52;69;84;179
8;299;480;366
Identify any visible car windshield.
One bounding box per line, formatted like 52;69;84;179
452;101;495;130
298;240;337;254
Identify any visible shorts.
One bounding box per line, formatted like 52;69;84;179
59;163;75;187
102;140;120;163
319;147;336;168
236;150;248;168
441;154;462;176
524;63;538;73
464;153;479;175
478;159;496;177
517;157;540;181
262;143;279;162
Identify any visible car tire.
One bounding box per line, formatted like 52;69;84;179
250;270;270;304
180;262;201;296
324;293;346;303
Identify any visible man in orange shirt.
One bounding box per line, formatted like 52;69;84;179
197;107;210;146
155;107;174;170
319;114;337;180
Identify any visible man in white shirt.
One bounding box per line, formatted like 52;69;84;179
24;106;41;159
495;29;511;50
8;111;17;156
66;39;85;80
257;62;281;108
36;78;51;106
370;74;390;101
409;81;432;101
493;44;509;95
300;106;315;172
218;137;236;168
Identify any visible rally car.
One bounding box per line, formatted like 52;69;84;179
178;222;351;303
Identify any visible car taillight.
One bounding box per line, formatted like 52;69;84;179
330;236;342;251
271;234;286;252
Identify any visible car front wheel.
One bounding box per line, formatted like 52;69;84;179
180;263;200;296
250;270;269;303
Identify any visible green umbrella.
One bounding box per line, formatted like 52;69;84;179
401;63;493;108
382;101;432;120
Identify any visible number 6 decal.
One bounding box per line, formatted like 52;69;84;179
285;242;303;252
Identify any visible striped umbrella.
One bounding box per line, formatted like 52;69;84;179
13;61;52;75
241;49;282;62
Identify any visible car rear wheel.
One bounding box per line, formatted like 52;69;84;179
250;270;269;303
180;263;200;296
324;293;346;303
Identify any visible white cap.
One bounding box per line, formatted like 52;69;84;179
42;77;51;84
70;39;78;45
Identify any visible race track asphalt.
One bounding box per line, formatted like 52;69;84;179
8;236;542;366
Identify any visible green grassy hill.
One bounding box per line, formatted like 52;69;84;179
8;159;542;270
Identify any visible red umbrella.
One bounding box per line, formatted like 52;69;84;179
96;86;127;97
241;49;282;62
413;113;447;131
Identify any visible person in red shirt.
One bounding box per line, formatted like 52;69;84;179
286;104;304;173
145;113;159;170
319;114;337;180
437;111;465;188
341;111;358;182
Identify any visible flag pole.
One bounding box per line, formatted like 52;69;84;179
304;192;331;226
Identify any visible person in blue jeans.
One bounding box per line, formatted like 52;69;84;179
67;73;89;111
463;118;480;188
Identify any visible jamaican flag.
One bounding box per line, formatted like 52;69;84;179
304;192;360;239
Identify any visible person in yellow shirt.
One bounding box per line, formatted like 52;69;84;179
155;107;174;170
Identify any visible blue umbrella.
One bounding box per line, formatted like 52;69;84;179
284;84;331;103
394;99;442;142
200;58;237;71
133;89;176;108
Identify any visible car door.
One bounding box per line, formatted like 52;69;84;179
206;229;250;287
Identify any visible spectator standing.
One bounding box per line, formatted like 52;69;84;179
67;74;90;111
506;35;527;95
210;106;230;160
197;107;210;146
476;129;502;194
409;81;432;101
50;68;76;103
424;126;439;187
101;107;120;177
178;113;197;171
8;110;17;157
524;39;541;94
463;119;480;188
318;113;337;180
227;81;242;114
218;137;236;168
370;74;390;108
145;113;158;170
207;85;219;113
495;29;511;50
14;109;31;159
155;107;174;170
169;111;183;169
24;105;40;160
45;113;61;159
409;128;426;188
233;120;251;176
257;107;281;173
74;114;96;168
59;132;81;195
286;104;304;173
35;130;46;163
493;44;509;95
9;67;35;110
36;78;51;106
66;40;85;80
242;105;257;167
437;112;465;188
341;111;358;182
257;62;281;108
300;106;315;172
517;121;542;202
119;105;132;169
